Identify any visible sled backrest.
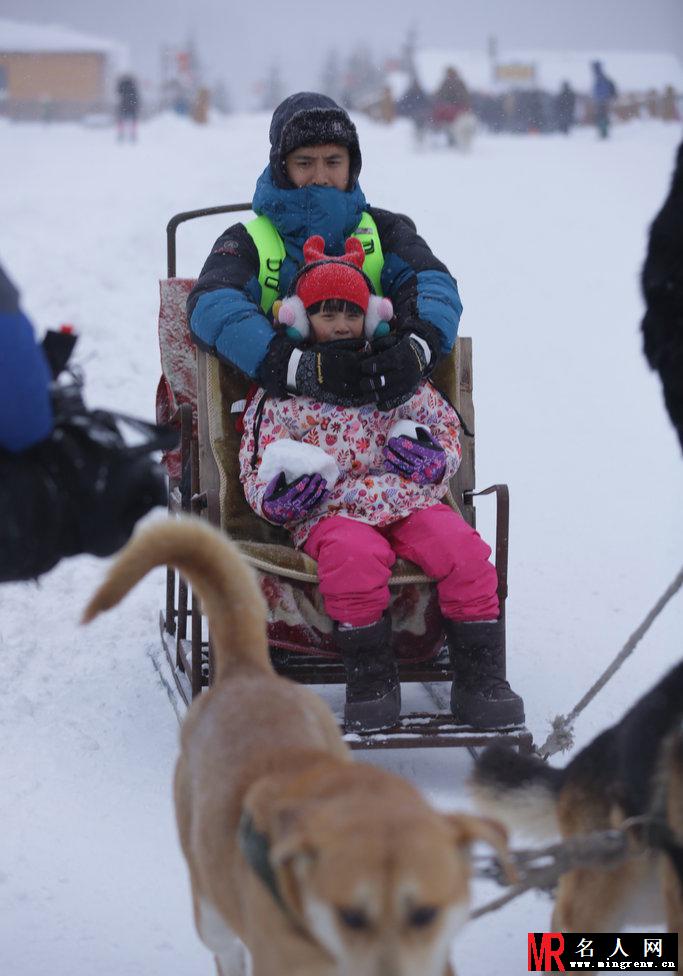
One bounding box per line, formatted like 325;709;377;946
156;202;255;481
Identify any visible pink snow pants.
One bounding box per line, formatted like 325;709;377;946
302;503;500;627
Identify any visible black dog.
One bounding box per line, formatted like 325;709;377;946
642;140;683;452
470;662;683;935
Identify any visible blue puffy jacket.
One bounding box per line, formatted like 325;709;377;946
188;93;462;389
0;264;53;452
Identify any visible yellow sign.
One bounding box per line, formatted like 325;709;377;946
495;63;536;83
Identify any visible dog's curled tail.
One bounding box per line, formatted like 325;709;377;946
469;743;565;840
82;517;270;682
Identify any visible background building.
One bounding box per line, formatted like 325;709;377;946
0;19;127;119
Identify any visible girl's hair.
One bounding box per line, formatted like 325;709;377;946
306;298;365;317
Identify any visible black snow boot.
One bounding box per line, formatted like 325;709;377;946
446;619;525;729
333;616;401;732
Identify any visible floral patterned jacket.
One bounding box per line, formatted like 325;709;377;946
239;382;462;548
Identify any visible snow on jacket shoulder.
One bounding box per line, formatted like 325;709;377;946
239;381;462;548
0;264;53;452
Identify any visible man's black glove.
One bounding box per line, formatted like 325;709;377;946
295;339;375;404
360;323;439;410
259;334;376;406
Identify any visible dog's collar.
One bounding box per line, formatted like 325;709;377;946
238;812;288;913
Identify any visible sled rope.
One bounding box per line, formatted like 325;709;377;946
470;826;633;919
537;565;683;760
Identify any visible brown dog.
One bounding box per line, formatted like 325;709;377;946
470;662;683;946
83;517;511;976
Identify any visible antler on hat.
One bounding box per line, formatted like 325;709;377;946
278;235;393;341
301;235;365;269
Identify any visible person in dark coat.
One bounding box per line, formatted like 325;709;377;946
591;61;617;139
397;77;432;142
188;92;462;411
641;141;683;452
555;81;576;134
431;67;470;135
116;74;139;142
0;262;171;582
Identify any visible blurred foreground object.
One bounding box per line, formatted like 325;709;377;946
641;141;683;452
0;265;176;582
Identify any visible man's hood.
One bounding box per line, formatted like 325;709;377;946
267;92;362;190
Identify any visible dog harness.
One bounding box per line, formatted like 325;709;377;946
237;811;316;942
238;812;287;910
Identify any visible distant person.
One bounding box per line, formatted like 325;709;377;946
378;85;396;125
192;87;210;125
555;81;576;135
432;67;471;144
433;67;471;116
661;86;680;123
591;61;617;139
432;67;476;150
116;74;139;142
397;76;432;143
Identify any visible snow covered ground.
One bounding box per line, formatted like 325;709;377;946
1;111;682;976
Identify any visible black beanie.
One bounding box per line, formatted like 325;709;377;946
268;92;362;189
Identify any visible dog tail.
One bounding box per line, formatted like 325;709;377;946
469;743;565;839
82;517;270;681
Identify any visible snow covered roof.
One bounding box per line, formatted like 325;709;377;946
0;18;125;56
415;48;683;94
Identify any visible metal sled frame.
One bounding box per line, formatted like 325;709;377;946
160;203;532;752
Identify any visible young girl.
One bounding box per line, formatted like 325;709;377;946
240;235;523;732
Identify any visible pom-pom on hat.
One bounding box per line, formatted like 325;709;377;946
278;235;393;342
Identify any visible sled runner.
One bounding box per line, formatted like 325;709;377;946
156;202;532;751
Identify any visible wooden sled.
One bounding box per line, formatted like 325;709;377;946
157;202;532;752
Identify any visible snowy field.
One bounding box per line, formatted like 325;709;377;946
1;110;682;976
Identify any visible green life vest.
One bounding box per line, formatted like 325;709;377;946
245;211;384;315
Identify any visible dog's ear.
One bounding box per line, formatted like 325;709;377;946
269;804;318;915
446;813;518;883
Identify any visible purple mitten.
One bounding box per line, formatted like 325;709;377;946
262;471;328;524
383;428;446;485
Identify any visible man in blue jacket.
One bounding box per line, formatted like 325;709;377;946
188;92;462;408
0;262;171;582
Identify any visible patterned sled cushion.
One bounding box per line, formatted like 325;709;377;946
156;278;197;481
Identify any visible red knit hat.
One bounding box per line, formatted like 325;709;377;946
277;235;394;341
296;235;370;312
